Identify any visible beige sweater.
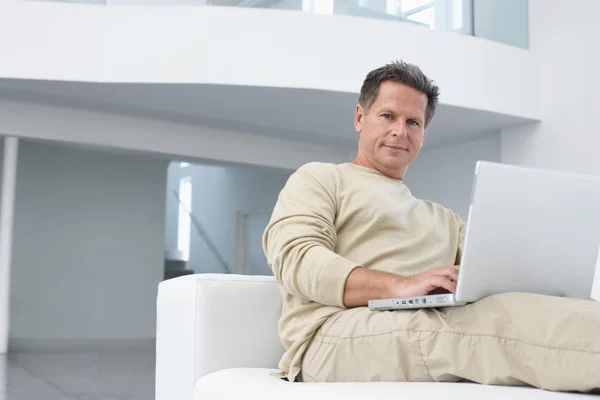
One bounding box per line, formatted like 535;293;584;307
263;162;465;381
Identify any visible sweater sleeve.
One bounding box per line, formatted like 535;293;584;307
262;164;361;308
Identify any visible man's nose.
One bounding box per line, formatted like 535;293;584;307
391;120;408;138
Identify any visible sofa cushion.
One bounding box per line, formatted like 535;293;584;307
195;368;595;399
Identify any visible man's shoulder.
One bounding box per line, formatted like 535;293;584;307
420;199;464;224
295;162;342;181
280;162;342;199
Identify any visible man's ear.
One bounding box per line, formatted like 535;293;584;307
354;104;364;133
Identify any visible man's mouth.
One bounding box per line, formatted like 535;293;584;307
384;145;408;151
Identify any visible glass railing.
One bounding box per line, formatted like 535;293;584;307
25;0;529;49
471;0;529;49
267;0;473;35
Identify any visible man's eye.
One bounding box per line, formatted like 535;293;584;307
382;113;393;120
408;119;420;126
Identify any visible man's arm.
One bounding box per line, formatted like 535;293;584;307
342;265;459;308
263;164;360;308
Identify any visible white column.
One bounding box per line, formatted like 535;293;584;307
0;352;5;400
0;137;18;354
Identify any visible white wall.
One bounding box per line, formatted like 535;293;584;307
502;0;600;178
9;141;168;348
404;135;502;220
165;162;291;275
0;1;538;120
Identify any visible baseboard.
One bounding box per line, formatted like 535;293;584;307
8;338;156;352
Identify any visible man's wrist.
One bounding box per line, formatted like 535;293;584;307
386;274;407;298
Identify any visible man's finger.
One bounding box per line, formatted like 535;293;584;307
430;276;457;293
431;265;459;278
445;269;459;282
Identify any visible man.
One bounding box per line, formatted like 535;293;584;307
262;60;599;391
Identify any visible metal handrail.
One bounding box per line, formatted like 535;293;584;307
173;190;232;274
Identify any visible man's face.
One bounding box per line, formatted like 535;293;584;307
354;81;428;179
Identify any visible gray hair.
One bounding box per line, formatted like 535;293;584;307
359;60;440;127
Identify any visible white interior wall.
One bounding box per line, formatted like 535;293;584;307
502;0;600;178
165;162;291;275
9;141;168;348
404;135;502;220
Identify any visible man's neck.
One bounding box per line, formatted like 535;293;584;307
351;157;405;180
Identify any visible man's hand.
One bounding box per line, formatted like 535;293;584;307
343;265;459;308
391;265;459;298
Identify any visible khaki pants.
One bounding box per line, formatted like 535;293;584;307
300;293;600;392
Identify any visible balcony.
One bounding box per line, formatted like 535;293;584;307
0;0;537;169
25;0;529;49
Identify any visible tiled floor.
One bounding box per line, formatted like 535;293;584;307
1;349;154;400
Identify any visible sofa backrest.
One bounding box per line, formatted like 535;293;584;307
193;274;284;378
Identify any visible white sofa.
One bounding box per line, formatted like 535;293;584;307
155;273;597;400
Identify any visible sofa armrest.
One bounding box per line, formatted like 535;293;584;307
155;274;284;400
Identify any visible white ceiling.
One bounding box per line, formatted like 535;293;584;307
0;79;536;151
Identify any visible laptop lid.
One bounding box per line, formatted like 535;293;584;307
455;161;600;303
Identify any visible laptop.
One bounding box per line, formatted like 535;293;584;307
368;161;600;311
